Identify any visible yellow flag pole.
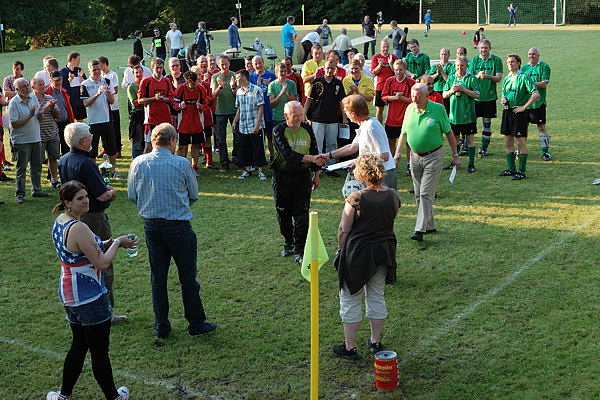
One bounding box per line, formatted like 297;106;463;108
309;211;319;400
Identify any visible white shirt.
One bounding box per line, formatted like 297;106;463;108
166;29;183;49
33;70;50;87
301;32;321;44
121;65;152;89
102;70;120;111
352;117;396;171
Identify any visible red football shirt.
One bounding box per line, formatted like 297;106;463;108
382;76;415;127
371;53;398;91
138;76;172;125
315;66;346;80
174;84;203;134
428;91;444;105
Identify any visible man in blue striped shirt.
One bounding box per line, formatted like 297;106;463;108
127;123;217;338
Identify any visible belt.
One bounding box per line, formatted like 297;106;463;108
414;145;442;157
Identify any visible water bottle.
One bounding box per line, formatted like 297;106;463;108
127;234;138;257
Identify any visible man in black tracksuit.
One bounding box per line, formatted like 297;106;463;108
271;101;324;264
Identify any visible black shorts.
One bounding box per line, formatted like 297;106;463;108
203;126;213;139
451;122;477;136
385;125;401;139
374;90;386;107
475;100;497;118
501;108;529;138
179;132;205;146
528;104;546;125
89;122;116;158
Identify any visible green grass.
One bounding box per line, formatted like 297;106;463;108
1;26;600;399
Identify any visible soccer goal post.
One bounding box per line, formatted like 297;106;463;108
419;0;567;26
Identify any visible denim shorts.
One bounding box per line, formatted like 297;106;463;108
64;293;112;326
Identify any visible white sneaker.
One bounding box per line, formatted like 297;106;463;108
238;170;251;179
258;171;267;180
116;386;129;400
46;392;67;400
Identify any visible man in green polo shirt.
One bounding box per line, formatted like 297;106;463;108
443;56;480;173
396;83;461;242
498;54;539;181
211;55;238;171
468;39;503;157
521;47;552;161
405;39;431;80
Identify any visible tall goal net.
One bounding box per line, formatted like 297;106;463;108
418;0;571;26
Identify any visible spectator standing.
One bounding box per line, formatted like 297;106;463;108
60;53;87;121
233;69;267;180
138;58;174;154
388;21;406;58
250;56;277;160
151;28;167;60
98;56;122;158
376;11;384;32
45;71;75;156
228;17;241;51
281;16;297;58
34;57;59;88
8;78;48;203
127;66;146;159
268;62;298;126
507;3;517;26
128;123;218;339
3;60;25;99
166;23;185;57
133;30;144;59
300;28;323;64
332;28;353;65
59;122;127;324
361;16;376;59
424;9;432;37
301;44;326;100
80;60;119;177
121;55;152;92
371;40;398;123
194;21;213;57
32;77;61;189
211;55;239;171
283;56;305;103
319;19;332;46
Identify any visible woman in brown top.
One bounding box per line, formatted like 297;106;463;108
332;154;400;360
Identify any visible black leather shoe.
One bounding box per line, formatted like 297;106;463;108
411;231;424;241
425;229;437;234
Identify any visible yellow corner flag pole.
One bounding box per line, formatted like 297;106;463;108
302;211;329;399
309;211;319;400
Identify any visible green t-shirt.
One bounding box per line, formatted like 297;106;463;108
468;54;503;102
443;73;480;125
429;63;456;92
401;100;451;153
267;79;297;122
127;83;143;112
271;125;313;172
501;71;538;108
521;61;550;109
405;52;431;79
210;72;236;115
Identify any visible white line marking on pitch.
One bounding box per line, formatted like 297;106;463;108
399;214;598;365
0;336;236;399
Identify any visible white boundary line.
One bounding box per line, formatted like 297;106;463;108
0;336;236;400
398;214;598;365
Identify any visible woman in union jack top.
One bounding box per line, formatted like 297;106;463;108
47;180;138;400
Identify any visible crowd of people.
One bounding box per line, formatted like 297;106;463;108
0;16;558;398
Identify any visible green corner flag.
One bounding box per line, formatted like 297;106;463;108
301;212;329;282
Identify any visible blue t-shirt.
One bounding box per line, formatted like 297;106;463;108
228;24;240;48
282;23;296;47
250;70;277;123
424;14;432;25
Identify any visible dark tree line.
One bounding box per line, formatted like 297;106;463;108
2;0;597;51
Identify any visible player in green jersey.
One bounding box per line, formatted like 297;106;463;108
498;54;539;181
443;56;480;173
521;47;552;161
405;39;431;80
468;39;503;157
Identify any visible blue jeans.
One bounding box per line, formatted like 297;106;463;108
144;219;207;335
393;49;402;59
64;293;112;326
284;46;294;58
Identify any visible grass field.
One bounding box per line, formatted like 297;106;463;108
1;25;600;400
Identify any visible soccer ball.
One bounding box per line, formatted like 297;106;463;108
342;179;366;198
461;31;467;35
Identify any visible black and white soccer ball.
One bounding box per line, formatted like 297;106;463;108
342;179;366;198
